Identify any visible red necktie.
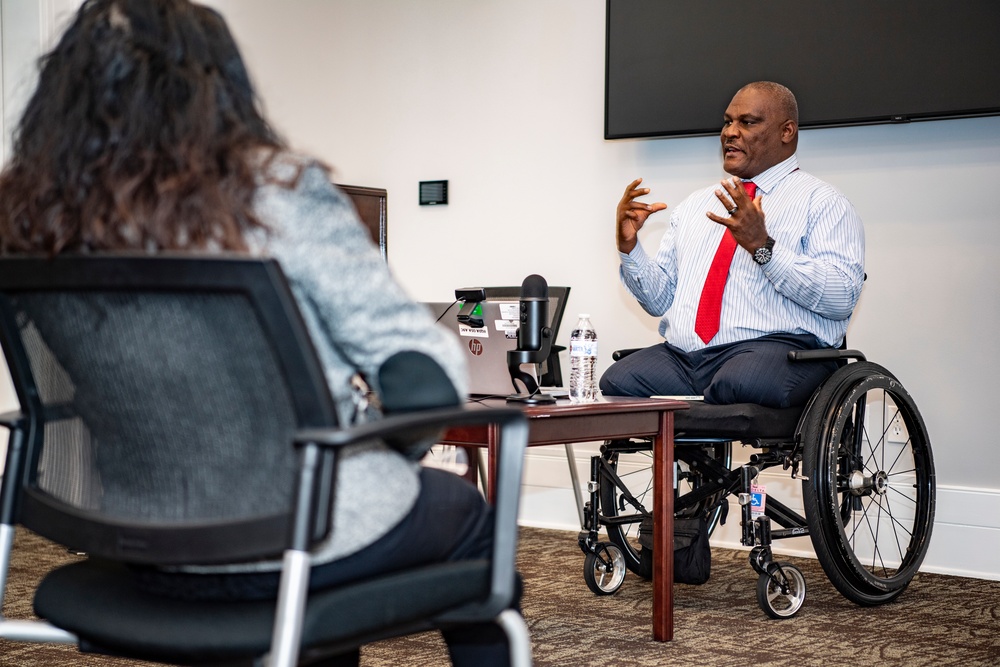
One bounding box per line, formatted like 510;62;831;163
694;181;757;344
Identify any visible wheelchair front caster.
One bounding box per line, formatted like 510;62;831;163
756;562;806;619
583;542;626;595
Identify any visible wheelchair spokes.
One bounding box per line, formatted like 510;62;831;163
803;363;935;605
577;359;934;619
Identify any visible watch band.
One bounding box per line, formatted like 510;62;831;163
753;236;775;266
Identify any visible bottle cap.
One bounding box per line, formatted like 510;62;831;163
579;313;590;318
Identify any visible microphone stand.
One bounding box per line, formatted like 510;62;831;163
506;327;557;404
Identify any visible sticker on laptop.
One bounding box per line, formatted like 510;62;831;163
495;319;519;339
458;324;488;337
498;302;519;320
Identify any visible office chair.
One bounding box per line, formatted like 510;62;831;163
0;255;531;666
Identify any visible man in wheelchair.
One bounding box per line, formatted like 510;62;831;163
581;82;934;619
600;81;864;408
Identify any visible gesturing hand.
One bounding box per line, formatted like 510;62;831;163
617;178;668;254
706;177;767;252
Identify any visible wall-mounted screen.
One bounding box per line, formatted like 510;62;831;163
605;0;1000;139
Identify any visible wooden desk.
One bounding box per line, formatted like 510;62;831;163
441;395;686;642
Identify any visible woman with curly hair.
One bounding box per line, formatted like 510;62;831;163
0;2;518;664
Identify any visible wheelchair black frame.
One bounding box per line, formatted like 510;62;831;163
576;347;936;617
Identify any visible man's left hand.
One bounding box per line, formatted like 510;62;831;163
706;177;767;253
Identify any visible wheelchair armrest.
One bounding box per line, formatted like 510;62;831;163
616;345;866;364
788;348;866;363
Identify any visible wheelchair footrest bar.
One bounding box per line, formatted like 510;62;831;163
599;514;646;527
769;527;810;540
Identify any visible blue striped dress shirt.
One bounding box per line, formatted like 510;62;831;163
619;154;865;351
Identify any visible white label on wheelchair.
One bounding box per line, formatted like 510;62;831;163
750;483;767;518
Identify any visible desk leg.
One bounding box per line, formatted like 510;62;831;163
652;410;674;642
486;423;500;504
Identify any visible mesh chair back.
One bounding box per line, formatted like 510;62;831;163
0;256;338;565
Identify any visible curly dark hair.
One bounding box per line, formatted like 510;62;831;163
0;0;289;254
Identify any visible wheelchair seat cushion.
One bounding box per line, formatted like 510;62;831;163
673;401;803;440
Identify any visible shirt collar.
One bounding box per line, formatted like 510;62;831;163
747;154;799;195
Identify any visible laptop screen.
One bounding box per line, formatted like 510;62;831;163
425;286;570;397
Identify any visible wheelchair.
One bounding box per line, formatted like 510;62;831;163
577;345;935;619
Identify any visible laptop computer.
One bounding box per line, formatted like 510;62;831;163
425;286;570;398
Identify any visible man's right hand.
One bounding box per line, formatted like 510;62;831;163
617;178;667;254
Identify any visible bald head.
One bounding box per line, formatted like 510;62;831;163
721;82;799;178
738;81;799;124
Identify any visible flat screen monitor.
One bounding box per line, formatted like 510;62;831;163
605;0;1000;139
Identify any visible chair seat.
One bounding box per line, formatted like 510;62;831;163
673;401;803;440
34;558;492;664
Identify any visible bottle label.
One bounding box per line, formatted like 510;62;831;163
569;340;598;357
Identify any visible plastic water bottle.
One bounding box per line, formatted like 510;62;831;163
569;314;598;403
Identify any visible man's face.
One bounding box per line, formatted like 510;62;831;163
720;87;796;179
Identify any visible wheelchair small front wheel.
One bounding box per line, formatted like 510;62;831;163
583;543;627;595
756;562;806;619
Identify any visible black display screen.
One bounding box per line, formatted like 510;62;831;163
605;0;1000;139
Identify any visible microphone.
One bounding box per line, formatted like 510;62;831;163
518;274;548;353
507;274;556;404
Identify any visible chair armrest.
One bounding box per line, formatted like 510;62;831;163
479;407;530;618
293;406;525;451
296;406;531;622
0;410;25;429
0;412;28;526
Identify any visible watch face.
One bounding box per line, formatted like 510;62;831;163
754;246;772;265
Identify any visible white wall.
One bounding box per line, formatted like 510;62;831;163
203;0;1000;578
4;0;998;579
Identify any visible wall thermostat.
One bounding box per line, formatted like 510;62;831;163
419;180;448;205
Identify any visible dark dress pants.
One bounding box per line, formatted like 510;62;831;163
599;332;839;408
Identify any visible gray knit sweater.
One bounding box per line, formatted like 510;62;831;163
188;153;467;572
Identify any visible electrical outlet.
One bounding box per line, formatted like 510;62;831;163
887;413;908;444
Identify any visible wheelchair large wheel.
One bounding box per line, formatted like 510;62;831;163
600;440;731;580
801;362;935;606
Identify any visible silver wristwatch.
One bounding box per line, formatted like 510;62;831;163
753;237;775;266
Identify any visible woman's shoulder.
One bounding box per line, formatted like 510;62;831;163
247;149;357;252
252;150;353;221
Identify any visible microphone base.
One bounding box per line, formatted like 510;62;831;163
506;392;557;405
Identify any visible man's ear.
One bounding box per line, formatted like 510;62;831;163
781;120;798;146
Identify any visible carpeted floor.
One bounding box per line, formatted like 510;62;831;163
368;526;1000;666
3;526;999;666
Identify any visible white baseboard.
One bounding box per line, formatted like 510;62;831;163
516;447;1000;581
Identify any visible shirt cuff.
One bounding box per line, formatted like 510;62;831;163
761;237;793;279
619;243;649;273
